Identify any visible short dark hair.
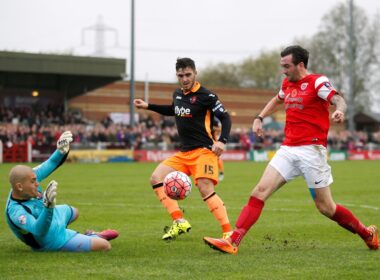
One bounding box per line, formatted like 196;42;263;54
281;45;309;68
176;57;196;71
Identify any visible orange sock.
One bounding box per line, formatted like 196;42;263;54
204;192;232;233
153;183;183;220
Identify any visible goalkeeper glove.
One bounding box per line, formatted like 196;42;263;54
43;180;58;208
57;131;73;154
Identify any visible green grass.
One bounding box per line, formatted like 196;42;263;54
1;161;379;279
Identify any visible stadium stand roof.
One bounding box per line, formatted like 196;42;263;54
0;51;126;99
354;112;380;132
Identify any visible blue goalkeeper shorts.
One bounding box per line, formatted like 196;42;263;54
60;233;94;252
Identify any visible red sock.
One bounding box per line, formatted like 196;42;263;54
331;204;370;240
230;196;264;246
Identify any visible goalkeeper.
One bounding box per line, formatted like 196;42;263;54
5;131;119;252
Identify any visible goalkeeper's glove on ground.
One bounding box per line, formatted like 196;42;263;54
43;180;58;208
57;131;73;154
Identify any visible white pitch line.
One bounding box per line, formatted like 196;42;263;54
72;201;380;212
342;203;380;211
71;202;301;212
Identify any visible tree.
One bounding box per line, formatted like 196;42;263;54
367;12;380;113
198;0;380;113
198;62;241;88
239;49;282;89
199;50;281;89
305;1;380;112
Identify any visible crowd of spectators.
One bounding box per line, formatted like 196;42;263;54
1;105;380;153
0;104;85;127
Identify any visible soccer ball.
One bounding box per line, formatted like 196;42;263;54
163;171;192;200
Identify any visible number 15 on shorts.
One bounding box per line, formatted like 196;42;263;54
204;165;214;175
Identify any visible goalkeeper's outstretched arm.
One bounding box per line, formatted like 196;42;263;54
33;131;73;182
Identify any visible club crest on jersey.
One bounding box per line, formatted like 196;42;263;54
301;83;308;90
18;215;27;225
190;96;197;104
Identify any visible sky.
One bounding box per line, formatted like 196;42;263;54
1;0;379;83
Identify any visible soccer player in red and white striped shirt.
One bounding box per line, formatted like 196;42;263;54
204;45;378;254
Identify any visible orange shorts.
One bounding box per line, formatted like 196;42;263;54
163;148;219;185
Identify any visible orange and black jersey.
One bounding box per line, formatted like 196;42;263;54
147;82;231;152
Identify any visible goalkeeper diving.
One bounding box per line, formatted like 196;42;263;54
5;131;119;252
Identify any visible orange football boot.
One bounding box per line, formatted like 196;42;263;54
203;237;238;254
365;225;378;250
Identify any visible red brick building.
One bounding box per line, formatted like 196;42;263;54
69;81;280;128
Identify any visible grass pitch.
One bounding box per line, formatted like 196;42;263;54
0;160;379;279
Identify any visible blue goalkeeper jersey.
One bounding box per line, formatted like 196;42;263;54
5;150;77;251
